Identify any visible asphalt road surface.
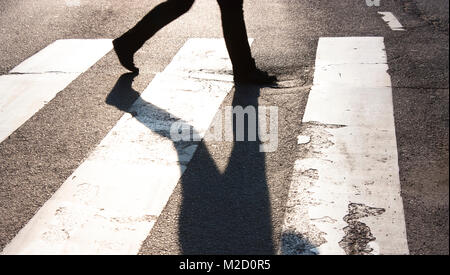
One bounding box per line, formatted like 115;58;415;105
0;0;448;255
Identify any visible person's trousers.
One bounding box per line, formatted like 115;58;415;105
119;0;256;77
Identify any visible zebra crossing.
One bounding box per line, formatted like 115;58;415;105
1;37;409;255
0;39;113;143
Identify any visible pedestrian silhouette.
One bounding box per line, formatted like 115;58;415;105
106;73;277;254
113;0;276;85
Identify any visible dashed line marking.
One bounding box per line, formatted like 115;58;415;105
378;12;406;31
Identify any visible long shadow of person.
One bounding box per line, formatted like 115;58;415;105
106;73;274;254
177;85;274;255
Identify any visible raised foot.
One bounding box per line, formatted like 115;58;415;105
113;38;139;73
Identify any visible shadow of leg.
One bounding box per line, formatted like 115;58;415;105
105;72;140;111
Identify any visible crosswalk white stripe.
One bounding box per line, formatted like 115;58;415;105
378;12;405;31
0;39;112;143
10;39;113;74
280;37;409;255
2;38;249;255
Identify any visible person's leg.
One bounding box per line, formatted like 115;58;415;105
217;0;255;77
114;0;195;72
217;0;276;84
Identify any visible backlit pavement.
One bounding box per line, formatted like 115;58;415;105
0;0;448;255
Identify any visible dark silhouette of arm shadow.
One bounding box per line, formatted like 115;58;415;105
106;73;315;255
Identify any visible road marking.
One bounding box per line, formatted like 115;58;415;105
0;39;112;143
378;12;405;31
280;37;409;255
2;38;249;255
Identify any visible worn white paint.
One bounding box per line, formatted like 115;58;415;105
297;135;311;145
2;39;250;255
378;12;405;31
280;37;409;255
0;39;113;143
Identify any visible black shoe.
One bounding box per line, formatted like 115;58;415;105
113;38;139;73
234;68;277;85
